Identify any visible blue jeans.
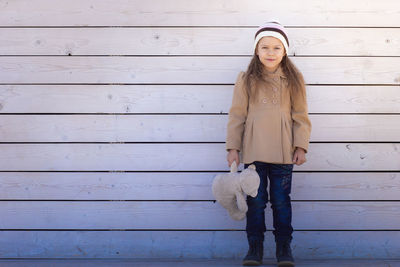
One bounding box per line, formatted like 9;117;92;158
244;161;294;242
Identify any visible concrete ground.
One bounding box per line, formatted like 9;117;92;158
0;259;399;267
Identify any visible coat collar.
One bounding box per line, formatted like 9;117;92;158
262;66;286;79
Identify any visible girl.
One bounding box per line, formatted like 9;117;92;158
226;21;311;267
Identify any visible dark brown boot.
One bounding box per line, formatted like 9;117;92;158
242;239;263;266
276;239;295;267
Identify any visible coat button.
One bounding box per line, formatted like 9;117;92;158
273;87;278;92
272;99;277;104
273;77;279;82
262;98;267;103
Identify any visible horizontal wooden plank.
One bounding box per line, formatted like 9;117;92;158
1;0;399;27
306;143;400;171
0;201;399;230
309;115;400;142
1;115;400;142
1;85;399;114
1;28;400;56
0;172;399;201
0;85;233;114
0;143;399;171
1;231;400;259
307;86;400;114
0;57;400;85
0;259;396;266
292;172;400;201
0;115;227;142
1;230;399;259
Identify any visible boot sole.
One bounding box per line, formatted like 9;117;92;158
242;259;262;266
277;261;295;267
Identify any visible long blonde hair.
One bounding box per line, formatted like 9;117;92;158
243;54;306;102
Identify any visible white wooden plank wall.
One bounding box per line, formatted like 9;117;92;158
0;0;399;259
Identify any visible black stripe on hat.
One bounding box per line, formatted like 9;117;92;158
254;27;289;46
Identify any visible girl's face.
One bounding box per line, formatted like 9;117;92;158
256;36;285;72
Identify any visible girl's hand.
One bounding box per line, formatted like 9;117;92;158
227;149;240;167
292;147;307;166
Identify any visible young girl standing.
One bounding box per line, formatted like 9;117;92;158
226;21;311;267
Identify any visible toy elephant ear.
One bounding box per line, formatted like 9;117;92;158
230;161;238;173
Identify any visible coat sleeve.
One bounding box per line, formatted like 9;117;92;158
226;71;248;152
291;76;312;153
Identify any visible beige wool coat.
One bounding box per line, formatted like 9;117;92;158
226;67;312;164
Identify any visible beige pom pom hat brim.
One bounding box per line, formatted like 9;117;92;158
253;21;289;53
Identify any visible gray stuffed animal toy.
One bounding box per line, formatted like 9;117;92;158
212;161;260;220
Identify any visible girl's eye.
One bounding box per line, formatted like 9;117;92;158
275;47;281;50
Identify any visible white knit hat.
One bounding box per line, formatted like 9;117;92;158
254;20;289;53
